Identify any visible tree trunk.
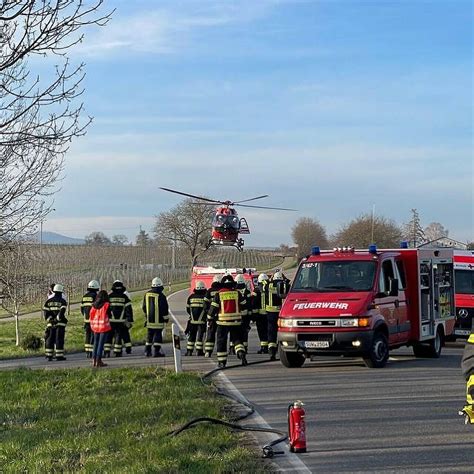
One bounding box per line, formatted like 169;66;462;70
14;310;20;347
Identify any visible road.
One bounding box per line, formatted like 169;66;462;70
168;288;474;473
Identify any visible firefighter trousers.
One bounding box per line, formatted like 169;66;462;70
461;374;474;424
216;324;245;364
122;326;132;354
103;330;113;356
146;328;163;356
84;322;94;356
187;323;206;353
204;320;217;354
45;325;66;359
267;311;279;352
240;315;252;351
111;322;127;355
254;314;269;351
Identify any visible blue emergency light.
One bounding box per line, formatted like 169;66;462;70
311;246;321;256
400;241;409;249
368;244;377;254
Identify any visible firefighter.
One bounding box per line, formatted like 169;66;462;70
108;280;133;357
185;280;207;356
117;281;133;355
266;271;290;361
143;277;169;357
43;284;68;361
80;280;100;358
208;275;247;368
204;275;222;357
252;273;269;354
461;331;474;423
235;274;252;353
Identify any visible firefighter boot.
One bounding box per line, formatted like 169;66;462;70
114;352;122;358
185;349;193;356
154;346;165;357
104;351;110;358
269;347;277;361
205;351;212;358
218;361;227;369
257;346;268;354
125;347;132;355
228;343;236;355
238;351;248;367
56;356;67;361
196;350;205;356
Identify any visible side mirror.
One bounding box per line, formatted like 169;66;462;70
276;280;289;299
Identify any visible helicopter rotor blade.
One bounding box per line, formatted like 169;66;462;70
235;203;298;211
234;195;269;204
159;187;222;204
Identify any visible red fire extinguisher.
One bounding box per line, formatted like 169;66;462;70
288;400;307;453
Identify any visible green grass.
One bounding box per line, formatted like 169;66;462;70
0;284;189;360
0;367;267;473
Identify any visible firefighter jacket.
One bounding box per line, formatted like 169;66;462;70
209;288;247;326
80;289;98;323
266;279;290;313
203;282;222;322
186;289;207;324
253;282;268;316
236;284;251;316
109;289;133;324
143;287;169;329
462;333;474;380
43;294;68;327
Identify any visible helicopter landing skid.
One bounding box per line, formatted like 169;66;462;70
206;238;245;252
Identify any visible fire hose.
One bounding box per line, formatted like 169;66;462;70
167;358;288;458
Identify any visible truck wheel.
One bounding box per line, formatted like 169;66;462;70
279;347;305;368
414;327;443;358
363;332;389;368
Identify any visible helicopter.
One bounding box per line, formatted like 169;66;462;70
159;187;296;251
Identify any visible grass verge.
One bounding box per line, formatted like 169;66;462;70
0;284;188;360
0;367;267;472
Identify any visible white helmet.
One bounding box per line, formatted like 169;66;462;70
212;275;222;283
152;277;163;288
235;274;246;284
88;280;100;290
273;271;283;280
53;284;64;293
258;273;269;283
195;280;206;291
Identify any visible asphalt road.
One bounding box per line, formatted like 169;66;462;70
168;289;474;474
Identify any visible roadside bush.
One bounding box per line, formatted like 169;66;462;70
21;334;42;351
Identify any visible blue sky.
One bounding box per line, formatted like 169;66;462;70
44;0;473;245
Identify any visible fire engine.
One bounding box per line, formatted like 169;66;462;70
452;250;474;339
190;266;256;291
278;245;455;368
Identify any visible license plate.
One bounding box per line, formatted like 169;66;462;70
454;329;471;336
305;340;330;349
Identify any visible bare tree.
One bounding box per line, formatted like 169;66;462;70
291;217;329;260
0;1;112;239
112;234;129;246
85;231;111;245
424;222;449;243
0;240;32;346
333;214;403;249
153;198;214;266
402;208;426;247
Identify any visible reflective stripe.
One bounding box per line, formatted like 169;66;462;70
468;334;474;344
217;320;241;326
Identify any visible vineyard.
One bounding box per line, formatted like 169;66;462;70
7;244;283;308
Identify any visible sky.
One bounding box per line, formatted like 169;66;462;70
43;0;473;246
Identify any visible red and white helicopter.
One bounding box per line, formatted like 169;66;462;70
160;187;296;251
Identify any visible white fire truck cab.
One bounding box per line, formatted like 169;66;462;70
278;245;455;368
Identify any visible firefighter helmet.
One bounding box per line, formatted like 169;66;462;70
235;274;246;284
112;280;125;291
87;280;100;290
212;275;222;283
195;280;206;291
53;283;64;293
221;275;234;284
152;277;163;288
273;271;283;280
257;273;269;283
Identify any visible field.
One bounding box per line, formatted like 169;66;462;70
0;367;266;473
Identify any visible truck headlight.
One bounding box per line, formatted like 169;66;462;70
341;318;359;327
278;318;296;328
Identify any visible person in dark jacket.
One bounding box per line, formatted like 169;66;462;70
43;284;68;361
185;280;207;356
80;280;100;358
108;280;133;357
143;277;169;357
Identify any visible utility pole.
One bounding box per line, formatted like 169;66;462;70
370;204;376;244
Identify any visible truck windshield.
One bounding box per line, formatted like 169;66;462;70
455;270;474;295
293;260;377;292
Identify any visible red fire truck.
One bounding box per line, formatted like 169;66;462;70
190;266;256;291
452;250;474;339
278;245;455;368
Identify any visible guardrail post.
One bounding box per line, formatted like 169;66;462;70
172;323;182;373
